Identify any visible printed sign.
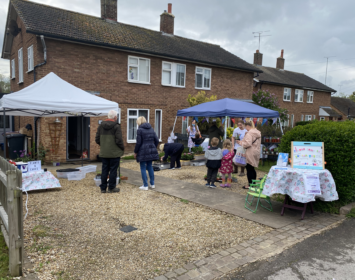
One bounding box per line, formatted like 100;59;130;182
304;174;321;195
27;161;41;172
291;142;324;170
277;153;289;167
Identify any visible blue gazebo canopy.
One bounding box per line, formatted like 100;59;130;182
176;98;280;118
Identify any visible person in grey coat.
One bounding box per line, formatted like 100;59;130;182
204;137;223;188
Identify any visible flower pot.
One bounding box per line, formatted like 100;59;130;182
194;154;205;160
181;160;191;166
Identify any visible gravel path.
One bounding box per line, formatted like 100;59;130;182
23;172;272;280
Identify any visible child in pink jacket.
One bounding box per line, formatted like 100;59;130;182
219;139;235;188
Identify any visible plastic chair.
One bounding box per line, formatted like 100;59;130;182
245;175;272;213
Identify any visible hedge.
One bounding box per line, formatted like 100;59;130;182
279;120;355;213
295;120;317;126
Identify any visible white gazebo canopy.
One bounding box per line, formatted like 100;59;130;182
0;72;119;116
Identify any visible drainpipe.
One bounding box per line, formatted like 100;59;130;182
33;35;47;155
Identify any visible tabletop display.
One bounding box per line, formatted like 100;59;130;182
291;141;324;170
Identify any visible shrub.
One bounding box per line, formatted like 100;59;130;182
278;121;355;213
181;152;195;160
191;146;204;154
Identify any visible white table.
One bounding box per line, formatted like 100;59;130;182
22;170;61;192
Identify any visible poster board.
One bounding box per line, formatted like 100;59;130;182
291;141;324;170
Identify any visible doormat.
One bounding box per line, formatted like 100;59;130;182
119;225;138;233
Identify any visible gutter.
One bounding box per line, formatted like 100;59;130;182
25;30;263;74
257;80;334;93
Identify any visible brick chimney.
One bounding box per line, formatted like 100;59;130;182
160;3;175;34
253;50;263;65
101;0;117;21
276;49;285;69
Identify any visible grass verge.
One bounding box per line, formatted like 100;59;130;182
0;232;9;278
256;160;276;173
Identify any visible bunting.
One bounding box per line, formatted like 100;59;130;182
206;117;209;123
272;118;277;125
261;119;268;126
253;118;258;126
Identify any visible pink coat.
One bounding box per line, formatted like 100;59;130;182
219;150;235;174
240;128;261;168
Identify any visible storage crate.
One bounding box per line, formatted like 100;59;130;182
67;171;86;181
190;159;206;166
94;177;119;187
77;165;97;174
56;168;80;179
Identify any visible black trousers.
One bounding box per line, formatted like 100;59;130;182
245;163;257;184
206;168;219;184
170;146;184;168
100;157;120;191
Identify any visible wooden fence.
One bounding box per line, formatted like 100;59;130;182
0;157;23;276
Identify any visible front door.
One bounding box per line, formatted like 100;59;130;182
0;115;12;144
66;117;90;160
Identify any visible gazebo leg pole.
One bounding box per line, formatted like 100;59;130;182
3;109;6;159
81;115;84;167
172;116;177;134
224;116;227;140
278;117;284;135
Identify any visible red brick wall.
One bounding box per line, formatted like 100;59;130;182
10;23;254;161
253;84;332;126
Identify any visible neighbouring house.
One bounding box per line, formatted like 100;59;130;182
1;0;261;162
252;49;337;127
330;97;355;120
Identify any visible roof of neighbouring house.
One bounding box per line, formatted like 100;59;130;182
254;66;335;92
320;107;341;117
331;97;355;117
2;0;261;73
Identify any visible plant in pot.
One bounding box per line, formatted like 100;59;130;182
274;148;279;155
181;152;194;166
95;171;101;179
262;146;267;154
191;146;204;160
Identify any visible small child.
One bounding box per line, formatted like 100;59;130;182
204;137;223;188
219;139;235;188
191;132;205;147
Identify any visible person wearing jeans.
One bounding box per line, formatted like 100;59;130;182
95;110;124;193
160;143;184;169
134;116;159;191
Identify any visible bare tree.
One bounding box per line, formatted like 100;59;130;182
0;74;11;93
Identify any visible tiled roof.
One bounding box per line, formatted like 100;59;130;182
321;107;341;117
254;66;335;92
10;0;261;73
331;97;355;117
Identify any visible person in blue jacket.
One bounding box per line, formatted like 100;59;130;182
160;143;184;170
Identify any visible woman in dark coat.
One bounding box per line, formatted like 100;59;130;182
134;117;159;191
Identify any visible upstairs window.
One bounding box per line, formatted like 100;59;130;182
128;56;150;84
18;48;23;83
294;89;304;102
162;62;186;87
307;91;314;103
11;59;15;79
195;67;211;90
27;45;34;72
283;88;291;101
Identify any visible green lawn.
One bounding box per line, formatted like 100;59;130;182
256;160;276;173
0;232;9;278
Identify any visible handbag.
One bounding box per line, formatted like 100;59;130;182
233;137;259;166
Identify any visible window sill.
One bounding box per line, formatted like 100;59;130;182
306;102;314;104
26;69;34;74
127;140;137;144
18;82;24;85
195;87;211;90
128;80;151;85
11;77;15;80
294;101;303;103
283;100;291;102
162;84;186;88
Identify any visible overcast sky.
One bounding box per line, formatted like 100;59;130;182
1;0;355;95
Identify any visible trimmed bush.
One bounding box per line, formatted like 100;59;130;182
279;121;355;213
295;120;317;126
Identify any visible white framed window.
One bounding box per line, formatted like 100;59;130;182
282;114;290;127
0;116;10;129
195;67;211;90
291;114;294;127
27;45;34;72
128;56;150;84
320;117;325;121
294;89;304;102
182;117;189;134
127;109;149;143
313;115;316;120
283;88;291;101
18;48;23;83
11;59;15;79
162;62;186;87
301;115;304;121
154;109;162;141
305;115;312;121
307;91;314;103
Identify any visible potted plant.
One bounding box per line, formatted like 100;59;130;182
274;148;279;155
95;171;101;179
262;146;267;154
181;152;194;165
192;146;205;160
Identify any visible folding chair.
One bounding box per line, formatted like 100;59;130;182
245;175;272;213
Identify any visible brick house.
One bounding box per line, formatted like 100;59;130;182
252;50;337;127
1;0;261;162
330;97;355;120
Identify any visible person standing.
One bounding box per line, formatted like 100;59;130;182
186;119;199;152
219;139;235;188
208;119;224;148
95;110;124;193
204;137;223;188
134;116;159;191
232;120;247;176
160;143;184;169
236;120;261;189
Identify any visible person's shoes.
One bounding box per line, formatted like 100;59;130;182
205;183;210;187
168;167;175;170
209;184;217;188
139;186;149;191
150;185;155;189
239;172;245;177
225;183;231;188
108;188;120;193
101;189;106;193
242;186;249;189
220;184;226;188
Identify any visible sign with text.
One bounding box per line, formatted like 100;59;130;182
28;161;41;172
304;174;321;195
291;142;324;170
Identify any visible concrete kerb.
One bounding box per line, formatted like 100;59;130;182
339;201;355;215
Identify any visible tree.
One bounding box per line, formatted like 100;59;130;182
252;89;289;123
348;92;355;102
0;74;10;93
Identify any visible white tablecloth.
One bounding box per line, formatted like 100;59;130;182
262;166;338;203
22;170;61;192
